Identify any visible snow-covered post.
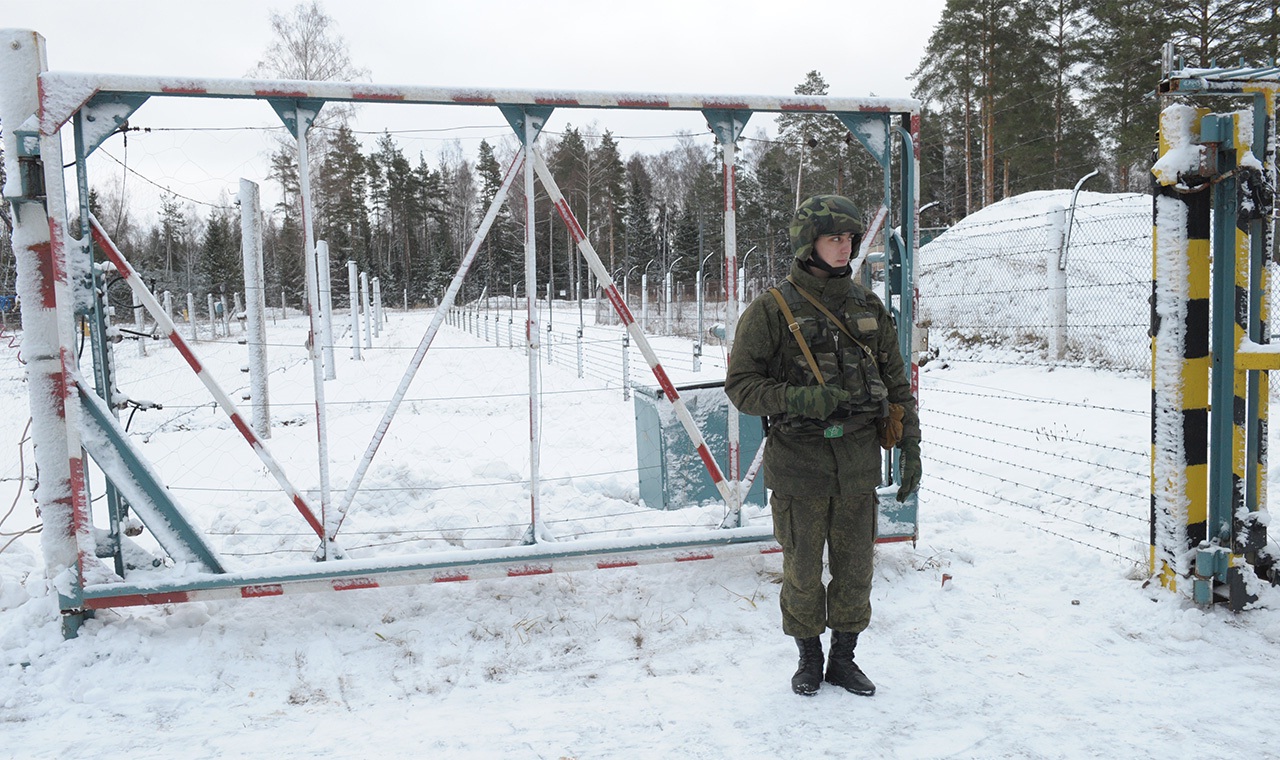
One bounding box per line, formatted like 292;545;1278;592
239;178;270;438
233;292;244;332
206;294;216;338
316;240;336;380
187;293;197;340
348;260;361;360
372;276;382;337
162;290;173;320
133;289;147;357
280;289;286;321
361;271;372;350
2;28;95;634
1046;206;1068;362
663;267;673;334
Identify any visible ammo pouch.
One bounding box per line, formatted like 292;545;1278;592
769;283;897;441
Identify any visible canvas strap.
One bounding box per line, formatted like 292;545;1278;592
785;276;877;365
769;287;825;385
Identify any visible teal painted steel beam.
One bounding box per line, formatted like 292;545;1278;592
77;379;226;573
1206;114;1238;544
76;91;148;157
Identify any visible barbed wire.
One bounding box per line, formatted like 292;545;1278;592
924;421;1146;477
927;408;1147;457
926;385;1147;416
926;440;1147;506
923;486;1142;564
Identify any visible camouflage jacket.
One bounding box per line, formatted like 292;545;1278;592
725;261;920;497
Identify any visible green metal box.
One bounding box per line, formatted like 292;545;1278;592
633;381;767;510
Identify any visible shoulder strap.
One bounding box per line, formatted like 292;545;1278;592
785;277;876;363
769;287;825;385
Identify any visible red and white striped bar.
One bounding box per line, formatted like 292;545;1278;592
530;149;732;505
37;71;920;135
88;216;328;540
82;529;784;610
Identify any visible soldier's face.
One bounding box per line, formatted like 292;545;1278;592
813;232;856;272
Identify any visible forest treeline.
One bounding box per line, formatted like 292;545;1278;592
3;0;1279;309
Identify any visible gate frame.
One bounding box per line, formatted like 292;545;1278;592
1153;45;1280;607
0;28;920;636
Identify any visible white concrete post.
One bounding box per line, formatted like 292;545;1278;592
239;178;270;437
348;260;361;360
361;271;372;350
316;240;336;380
1047;206;1068;362
187;292;197;341
372;276;382;337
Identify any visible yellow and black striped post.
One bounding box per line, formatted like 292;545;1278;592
1150;105;1210;588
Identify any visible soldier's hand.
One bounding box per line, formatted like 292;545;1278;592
896;439;921;502
785;385;850;420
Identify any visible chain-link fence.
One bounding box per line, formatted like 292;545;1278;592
919;191;1153;372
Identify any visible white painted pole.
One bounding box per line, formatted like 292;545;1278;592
163;290;173;321
361;271;372;350
372;276;382;337
719;134;743;524
523;113;545;544
207;294;216;338
295;106;335;555
187;293;197;341
348;260;361;360
317;240;336;380
239;178;270;438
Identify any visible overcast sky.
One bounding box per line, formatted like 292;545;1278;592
2;0;946;214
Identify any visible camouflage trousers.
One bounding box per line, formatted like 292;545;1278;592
771;491;877;638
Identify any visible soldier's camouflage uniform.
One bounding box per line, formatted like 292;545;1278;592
725;196;919;639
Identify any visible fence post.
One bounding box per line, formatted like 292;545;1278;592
163;290;173;320
239;178;270;437
372;276;382;337
1047;205;1068;361
316;241;336;379
360;271;372;350
576;326;584;378
207;293;216;338
187;292;197;341
348;260;361;360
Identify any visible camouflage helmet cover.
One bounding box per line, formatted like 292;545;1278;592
789;194;866;262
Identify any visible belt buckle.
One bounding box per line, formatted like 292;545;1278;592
823;424;844;439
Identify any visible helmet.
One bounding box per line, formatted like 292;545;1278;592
789;195;865;262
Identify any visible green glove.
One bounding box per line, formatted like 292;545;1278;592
785;385;850;420
896;439;921;502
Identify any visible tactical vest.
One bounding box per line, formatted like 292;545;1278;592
769;279;889;436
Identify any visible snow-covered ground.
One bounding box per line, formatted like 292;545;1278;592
2;292;1278;758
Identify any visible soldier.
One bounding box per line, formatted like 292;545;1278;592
725;194;921;697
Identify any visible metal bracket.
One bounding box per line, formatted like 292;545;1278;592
500;105;554;145
269;98;327;136
838;112;892;168
702;109;751;145
77;92;150;157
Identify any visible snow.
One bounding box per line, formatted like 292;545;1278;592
3;198;1280;758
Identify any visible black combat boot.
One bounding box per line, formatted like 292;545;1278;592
825;631;875;696
791;636;825;696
